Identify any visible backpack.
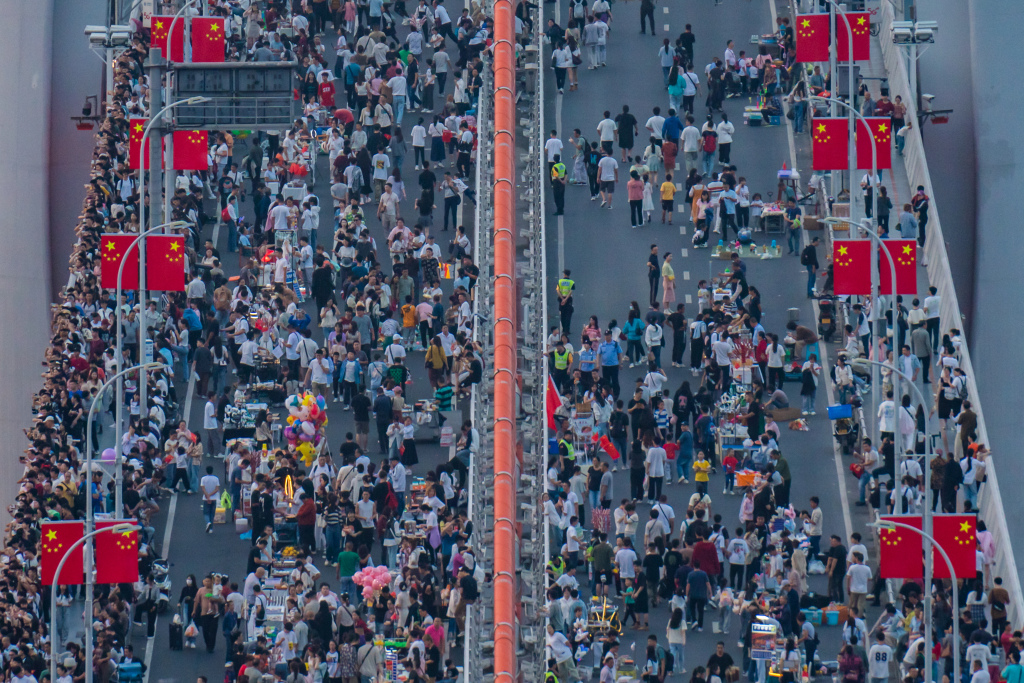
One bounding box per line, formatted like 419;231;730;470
702;132;717;153
800;248;812;266
572;0;585;19
955;376;968;400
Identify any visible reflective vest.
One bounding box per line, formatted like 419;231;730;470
559;438;575;461
553;349;570;370
546;557;566;579
556;278;574;298
551;162;566;181
545;673;560;683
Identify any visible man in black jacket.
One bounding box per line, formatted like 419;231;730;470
801;236;820;298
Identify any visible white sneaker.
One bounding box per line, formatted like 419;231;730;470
810;411;816;415
678;477;688;484
723;488;728;494
801;411;809;416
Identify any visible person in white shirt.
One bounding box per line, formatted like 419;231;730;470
200;465;221;532
597;149;619;208
646;108;665;146
203;395;220;459
596;112;617;154
411;119;428;169
614;540;638;579
682;116;701;175
545;130;564;173
867;631;894;683
844;552;872;615
645;443;667;501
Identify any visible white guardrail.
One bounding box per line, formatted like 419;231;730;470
875;0;1024;626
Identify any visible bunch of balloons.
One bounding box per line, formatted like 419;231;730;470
283;393;329;465
352;565;392;602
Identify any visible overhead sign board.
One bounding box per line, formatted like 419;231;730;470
172;62;298;130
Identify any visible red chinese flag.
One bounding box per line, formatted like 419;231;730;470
145;235;187;291
94;521;140;584
812;118;849;170
150;15;185;61
172;130;209;170
100;234;141;290
832;240;872;296
878;515;923;579
796;14;830;63
191;17;226;62
128;118;149;170
856;118;893;170
836;12;871;61
931;514;977;579
546;374;562;431
878;240;917;296
40;521;85;586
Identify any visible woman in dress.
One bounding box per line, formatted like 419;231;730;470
661;252;676;311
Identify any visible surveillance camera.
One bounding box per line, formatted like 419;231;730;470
922;94;935;102
84;25;108;35
88;31;109;44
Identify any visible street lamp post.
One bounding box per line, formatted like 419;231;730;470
136;96;208;445
818;1;857;217
869;519;959;683
167;0;200;64
852;358;937;683
50;523;141;683
83;362;166;683
113;222;189;518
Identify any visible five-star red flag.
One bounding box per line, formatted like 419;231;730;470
796;14;830;63
40;521;85;586
191;17;226;62
812;118;849;170
94;521;140;584
878;515;923;579
546;374;562;431
173;130;209;170
932;514;977;579
856;117;893;170
145;235;187;291
836;12;871;61
151;15;185;61
832;239;872;295
100;234;141;290
878;240;917;295
128;118;154;170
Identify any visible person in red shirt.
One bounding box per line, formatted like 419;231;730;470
691;530;721;576
318;73;336;110
722;452;739;494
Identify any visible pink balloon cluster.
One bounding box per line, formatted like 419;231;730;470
352;565;391;601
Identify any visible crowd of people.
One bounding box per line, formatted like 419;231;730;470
536;4;1018;683
0;0;507;681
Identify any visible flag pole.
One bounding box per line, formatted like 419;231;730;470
49;524;141;683
821;0;857;221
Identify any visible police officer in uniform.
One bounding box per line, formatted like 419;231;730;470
551;153;567;215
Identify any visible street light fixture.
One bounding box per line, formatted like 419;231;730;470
84;24;135;107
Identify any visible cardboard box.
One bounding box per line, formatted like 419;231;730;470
804;216;822;231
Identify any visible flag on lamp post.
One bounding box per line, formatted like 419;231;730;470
191;17;226;63
812;118;849;170
931;514;977;579
94;521;140;584
145;235;187;291
100;234;141;290
856;117;893;170
795;14;830;63
878;515;924;579
150;15;185;61
40;521;86;586
836;12;871;61
878;240;917;296
172;130;209;170
832;240;872;296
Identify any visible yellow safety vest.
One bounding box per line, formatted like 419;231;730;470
559;438;575;460
553;349;570;370
545;673;560;683
551;162;566;180
556;278;574;298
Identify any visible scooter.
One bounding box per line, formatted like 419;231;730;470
817;295;837;342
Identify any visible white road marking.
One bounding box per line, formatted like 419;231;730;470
663;6;669;13
663;23;670;32
142;373;194;683
683;271;690;281
675;183;682;191
685;294;692;304
680;248;688;257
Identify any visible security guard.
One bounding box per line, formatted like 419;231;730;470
550;153;567;215
555;269;575;301
550;339;572;393
557;434;575;482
